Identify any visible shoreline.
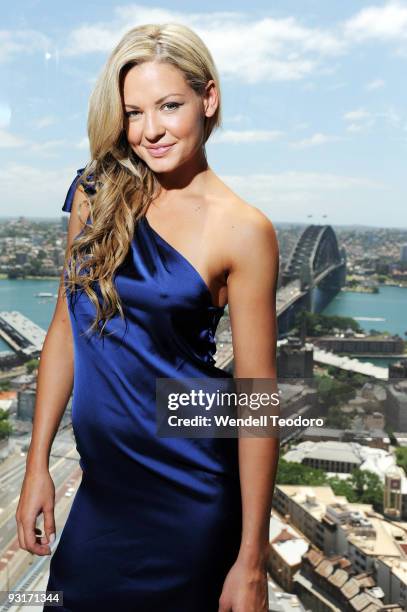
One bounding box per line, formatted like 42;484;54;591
0;275;60;281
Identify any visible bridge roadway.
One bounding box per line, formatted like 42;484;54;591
312;261;344;286
276;259;345;318
276;280;306;316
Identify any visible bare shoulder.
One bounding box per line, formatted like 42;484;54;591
212;193;279;274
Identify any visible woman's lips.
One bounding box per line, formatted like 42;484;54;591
146;144;175;157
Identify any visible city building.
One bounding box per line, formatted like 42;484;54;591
273;485;341;553
268;512;309;591
386;381;407;431
389;359;407;379
277;337;314;378
297;548;385;611
313;335;404;356
383;466;405;521
267;580;307;612
301;426;390;451
376;557;407;609
283;440;396;478
273;484;407;608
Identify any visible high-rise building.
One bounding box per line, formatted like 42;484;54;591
383;465;404;520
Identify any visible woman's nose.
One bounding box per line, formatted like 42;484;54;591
143;112;165;139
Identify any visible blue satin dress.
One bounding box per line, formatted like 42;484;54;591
44;168;242;611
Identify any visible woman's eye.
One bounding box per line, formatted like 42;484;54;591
162;102;182;111
125;102;182;119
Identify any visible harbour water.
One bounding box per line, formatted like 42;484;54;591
0;280;406;356
0;278;59;352
322;285;407;338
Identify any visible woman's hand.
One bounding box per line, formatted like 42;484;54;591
218;556;268;612
15;468;56;556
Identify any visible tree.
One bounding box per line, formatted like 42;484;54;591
276;458;328;486
325;405;354;429
349;469;383;512
317;375;355;408
276;458;383;511
327;476;357;502
294;311;363;337
395;447;407;473
0;408;13;440
25;359;39;374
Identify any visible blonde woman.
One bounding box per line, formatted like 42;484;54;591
16;23;279;612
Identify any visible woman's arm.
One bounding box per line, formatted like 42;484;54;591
16;183;90;556
219;208;279;611
229;211;279;565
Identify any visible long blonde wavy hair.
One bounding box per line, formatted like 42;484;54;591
63;22;222;337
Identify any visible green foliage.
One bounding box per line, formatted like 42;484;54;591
331;369;367;387
294;311;362;337
347;469;383;511
317;375;356;408
0;408;9;420
369;329;388;336
25;359;39;374
326;476;357;502
325;405;354;429
276;459;383;512
0;408;13;440
395;447;407;473
276;458;328;486
386;425;397;446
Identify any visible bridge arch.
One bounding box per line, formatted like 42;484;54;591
283;224;343;286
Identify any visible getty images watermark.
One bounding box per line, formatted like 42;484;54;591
155;377;325;438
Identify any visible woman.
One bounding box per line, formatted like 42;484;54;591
16;23;279;612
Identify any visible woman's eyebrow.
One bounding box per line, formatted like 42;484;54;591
124;93;184;108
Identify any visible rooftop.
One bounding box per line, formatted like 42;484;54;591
269;512;309;566
284;440;400;482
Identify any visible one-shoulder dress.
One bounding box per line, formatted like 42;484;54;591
44;168;242;611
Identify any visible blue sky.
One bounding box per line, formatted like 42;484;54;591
1;1;406;227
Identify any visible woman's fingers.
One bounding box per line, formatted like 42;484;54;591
43;507;56;548
22;515;52;555
34;526;49;545
15;471;56;556
16;519;26;551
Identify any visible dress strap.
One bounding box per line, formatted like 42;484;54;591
62;167;96;213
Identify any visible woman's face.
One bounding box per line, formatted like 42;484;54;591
122;61;215;173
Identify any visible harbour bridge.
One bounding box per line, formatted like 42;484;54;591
215;223;347;369
277;224;347;335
